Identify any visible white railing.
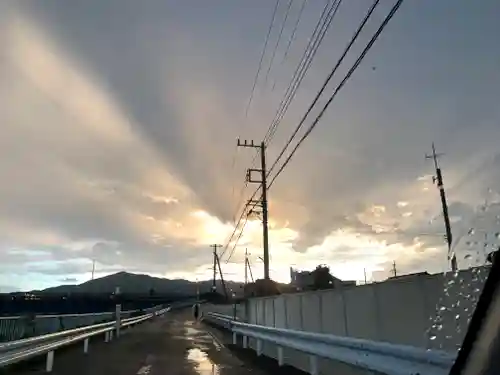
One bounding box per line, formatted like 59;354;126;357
0;306;170;372
204;312;456;375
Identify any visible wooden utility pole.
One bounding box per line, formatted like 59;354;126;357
237;139;270;280
244;248;248;285
392;261;397;277
426;143;457;272
210;244;223;292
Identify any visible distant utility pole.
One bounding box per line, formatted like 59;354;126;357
426;143;457;272
91;259;96;280
244;248;248;285
237;138;270;280
210;244;223;292
392;261;397;277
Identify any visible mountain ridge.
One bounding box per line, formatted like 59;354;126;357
35;271;244;296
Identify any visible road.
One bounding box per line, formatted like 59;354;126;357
8;310;267;375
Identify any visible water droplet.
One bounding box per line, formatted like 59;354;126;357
430;335;437;340
448;280;455;285
455;314;460;319
464;254;472;259
496;232;500;239
437;324;443;331
468;228;475;236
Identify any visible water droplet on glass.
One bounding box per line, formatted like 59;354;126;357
455;314;460;319
496;232;500;239
448;280;455;285
430;335;437;340
464;254;472;259
468;228;475;236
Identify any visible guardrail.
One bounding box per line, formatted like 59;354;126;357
204;312;456;375
0;304;176;342
0;306;170;372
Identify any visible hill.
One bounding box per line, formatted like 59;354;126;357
35;271;244;296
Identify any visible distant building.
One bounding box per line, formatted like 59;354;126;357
290;266;355;291
290;268;315;290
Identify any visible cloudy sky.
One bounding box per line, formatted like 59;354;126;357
0;0;499;292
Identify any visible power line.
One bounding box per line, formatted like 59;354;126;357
226;215;249;263
243;0;281;119
267;0;381;176
224;0;340;270
268;0;406;188
232;179;249;223
263;0;343;146
229;0;281;234
264;0;295;85
263;0;333;145
220;186;261;260
263;0;337;145
281;0;308;64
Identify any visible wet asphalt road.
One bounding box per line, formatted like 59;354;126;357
7;310;267;375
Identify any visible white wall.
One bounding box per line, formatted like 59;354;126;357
243;267;488;374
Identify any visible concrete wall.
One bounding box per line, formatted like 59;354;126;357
243;267;488;374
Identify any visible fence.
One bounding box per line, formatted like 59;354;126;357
0;306;162;342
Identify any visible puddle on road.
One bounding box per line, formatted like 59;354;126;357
186;326;202;336
173;324;214;344
186;348;220;375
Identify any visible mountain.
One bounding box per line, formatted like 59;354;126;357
36;271;245;296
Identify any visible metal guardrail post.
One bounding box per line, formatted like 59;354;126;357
83;338;89;354
309;355;318;375
115;304;121;338
242;335;248;348
277;347;284;366
46;350;54;372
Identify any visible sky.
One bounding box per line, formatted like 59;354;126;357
0;0;499;292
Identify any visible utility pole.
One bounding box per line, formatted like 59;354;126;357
91;259;95;280
210;244;222;292
237;139;270;280
392;261;397;277
244;248;248;285
426;143;457;272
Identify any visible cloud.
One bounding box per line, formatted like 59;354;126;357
0;1;500;290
